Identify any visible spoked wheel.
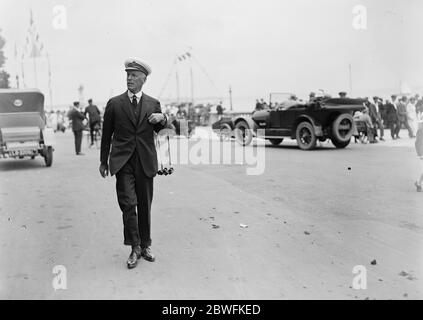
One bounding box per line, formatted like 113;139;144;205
234;121;253;146
296;122;316;150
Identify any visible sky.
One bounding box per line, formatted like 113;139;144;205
0;0;422;110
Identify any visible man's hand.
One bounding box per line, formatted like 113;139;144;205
99;163;109;178
148;113;165;124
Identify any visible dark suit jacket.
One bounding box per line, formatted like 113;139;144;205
67;108;86;131
84;105;101;124
385;102;398;122
368;103;380;122
100;92;167;177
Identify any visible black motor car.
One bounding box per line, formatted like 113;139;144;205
212;97;365;150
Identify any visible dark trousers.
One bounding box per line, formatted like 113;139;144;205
73;130;83;154
89;121;100;145
389;120;400;138
116;152;153;247
372;117;384;138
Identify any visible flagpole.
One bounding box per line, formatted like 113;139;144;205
189;55;194;107
21;54;26;88
229;86;233;111
14;44;20;89
175;57;180;104
47;53;53;110
33;55;38;87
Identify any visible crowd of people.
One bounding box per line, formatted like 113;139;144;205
354;94;423;143
162;101;224;125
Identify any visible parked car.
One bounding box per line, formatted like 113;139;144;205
212;96;366;150
0;88;55;166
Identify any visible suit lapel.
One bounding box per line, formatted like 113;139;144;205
138;94;150;127
120;92;137;127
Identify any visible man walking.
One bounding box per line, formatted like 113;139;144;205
67;101;86;155
99;58;167;269
385;96;400;140
84;98;102;147
397;96;414;138
370;96;385;141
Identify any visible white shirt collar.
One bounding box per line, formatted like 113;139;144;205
127;90;143;102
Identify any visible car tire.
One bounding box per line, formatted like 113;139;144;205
44;146;53;167
219;123;232;141
296;122;317;150
234;121;253;146
331;138;351;149
269;138;283;146
332;114;355;143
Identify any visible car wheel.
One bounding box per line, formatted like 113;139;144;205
331;138;351;148
44;146;53;167
296;122;317;150
269;138;283;146
332;114;355;143
219;123;232;141
234;121;253;146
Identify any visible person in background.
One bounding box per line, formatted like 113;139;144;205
308;92;316;103
385;96;399;140
407;97;418;137
84;98;102;147
416;95;423;118
216;101;224;120
354;106;376;143
255;99;263;111
378;97;388;127
56;110;66;132
414;120;423;192
397;96;414;138
338;91;347;98
370;96;385;141
67;101;86;155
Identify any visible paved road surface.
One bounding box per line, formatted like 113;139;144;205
0;130;422;299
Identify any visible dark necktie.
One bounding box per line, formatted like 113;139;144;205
132;95;137;108
132;95;139;119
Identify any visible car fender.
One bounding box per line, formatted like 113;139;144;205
42;128;56;147
233;116;257;135
294;115;323;137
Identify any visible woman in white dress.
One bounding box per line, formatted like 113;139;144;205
406;97;418;137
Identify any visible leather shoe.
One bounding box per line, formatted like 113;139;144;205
141;246;155;262
127;246;141;269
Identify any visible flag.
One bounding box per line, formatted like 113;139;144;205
25;10;44;58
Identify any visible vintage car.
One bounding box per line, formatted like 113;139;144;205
0;89;55;166
212;96;366;150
